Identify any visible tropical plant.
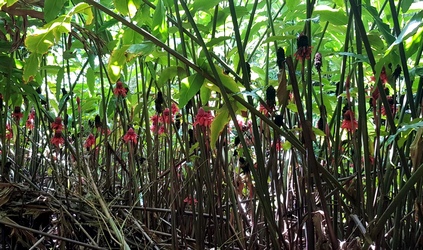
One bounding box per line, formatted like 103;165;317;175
0;0;422;249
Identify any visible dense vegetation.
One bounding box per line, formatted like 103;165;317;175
0;0;422;249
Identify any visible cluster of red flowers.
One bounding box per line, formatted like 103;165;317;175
26;110;36;130
194;107;213;127
84;133;96;149
12;106;23;121
123;128;137;144
113;81;128;97
341;110;358;132
50;117;64;147
150;103;179;134
294;33;312;62
5;123;13;140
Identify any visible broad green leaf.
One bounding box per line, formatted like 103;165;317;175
107;45;130;83
387;11;423;53
114;0;129;16
200;85;211;104
210;105;231;149
214;66;243;94
126;42;155;60
364;5;395;45
44;0;66;23
191;0;220;12
23;53;40;83
0;0;18;7
313;5;347;26
338;52;369;63
401;0;414;13
70;3;94;25
157;66;185;88
152;0;167;39
56;67;64;100
179;74;204;108
205;36;232;47
262;35;297;44
86;67;95;96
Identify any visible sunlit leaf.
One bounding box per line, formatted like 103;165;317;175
86;67;95;96
210;105;231;149
23;53;40;83
179;74;204;108
126;42;155;61
107;45;130;83
157;66;186;88
191;0;220;12
313;5;347;26
262;35;297;44
44;0;66;22
200;85;211;104
152;0;167;39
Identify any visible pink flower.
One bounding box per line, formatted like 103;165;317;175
183;196;198;205
26;119;34;130
113;81;127;97
12;106;23;121
5;123;13;140
194;108;213;127
341;110;358;132
28;110;35;120
171;102;179;115
51;130;64;147
259;103;269;116
123;128;137;144
51;117;63;131
294;34;312;63
84;134;95;149
150;114;161;126
162;108;172;124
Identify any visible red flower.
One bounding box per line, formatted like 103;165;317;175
26;119;34;130
51;130;64;147
5;123;13;140
162;108;173;124
171;102;179;115
52;117;63;131
259;103;269;116
84;133;95;149
194;108;213;127
123;128;137;144
150;114;161;126
113;81;127;97
76;96;81;112
12;106;23;121
28;110;35;120
183;196;198;205
294;34;312;62
341;110;358;132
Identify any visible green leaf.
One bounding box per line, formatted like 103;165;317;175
56;67;64;101
262;35;297;44
338;52;369;63
401;0;414;13
107;45;130;83
44;0;66;23
313;5;348;26
70;3;94;25
363;5;395;45
205;36;232;47
215;66;242;94
388;11;423;51
126;42;155;60
114;0;129;16
152;0;167;39
200;85;211;104
179;74;204;108
86;67;95;96
210;105;231;149
157;66;185;88
23;53;40;83
191;0;220;12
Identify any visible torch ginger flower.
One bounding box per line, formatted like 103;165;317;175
84;134;96;149
123;128;137;144
194;108;213;127
341;110;358;132
51;130;64;147
113;81;128;97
